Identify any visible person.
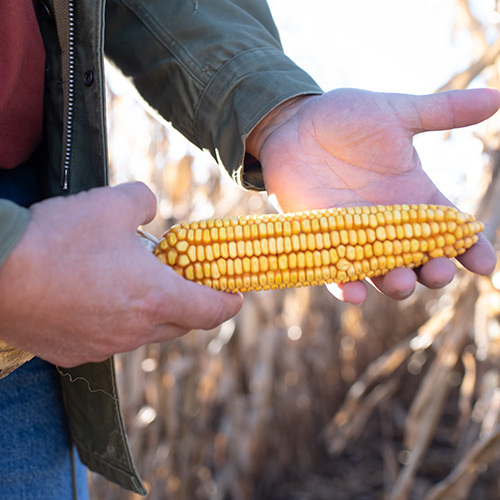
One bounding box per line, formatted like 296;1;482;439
0;0;498;498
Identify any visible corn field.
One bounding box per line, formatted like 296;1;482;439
90;2;500;499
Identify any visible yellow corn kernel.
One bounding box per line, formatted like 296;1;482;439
228;241;237;259
259;256;269;272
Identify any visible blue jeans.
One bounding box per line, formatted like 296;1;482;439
0;162;89;499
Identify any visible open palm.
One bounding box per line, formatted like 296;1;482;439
258;88;500;303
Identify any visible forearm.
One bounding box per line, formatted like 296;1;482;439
245;95;317;161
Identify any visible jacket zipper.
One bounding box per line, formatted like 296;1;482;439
62;0;76;190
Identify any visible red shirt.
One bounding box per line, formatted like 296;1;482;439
0;0;46;169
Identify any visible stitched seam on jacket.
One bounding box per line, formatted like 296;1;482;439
106;358;137;474
194;46;286;130
72;437;145;491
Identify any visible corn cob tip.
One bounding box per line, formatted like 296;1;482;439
154;204;483;293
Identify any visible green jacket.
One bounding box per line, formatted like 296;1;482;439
0;0;322;494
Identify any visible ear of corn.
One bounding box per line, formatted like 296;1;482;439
154;204;484;293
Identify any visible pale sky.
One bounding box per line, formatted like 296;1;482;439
267;0;461;93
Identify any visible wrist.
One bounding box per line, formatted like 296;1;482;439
245;94;317;161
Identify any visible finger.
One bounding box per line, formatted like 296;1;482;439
415;258;456;289
414;192;496;277
110;182;158;228
456;234;497;276
369;267;417;300
160;271;244;332
326;281;367;305
399;88;500;135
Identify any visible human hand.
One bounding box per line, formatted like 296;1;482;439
0;183;243;367
247;88;500;304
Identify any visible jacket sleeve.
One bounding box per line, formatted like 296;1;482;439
104;0;323;190
0;200;30;268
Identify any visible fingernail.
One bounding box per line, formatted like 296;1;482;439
394;289;413;300
433;277;454;289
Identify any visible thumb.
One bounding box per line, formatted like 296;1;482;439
399;88;500;134
108;182;158;229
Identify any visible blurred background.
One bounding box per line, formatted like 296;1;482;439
90;1;500;498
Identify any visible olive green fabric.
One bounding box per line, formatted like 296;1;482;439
1;0;323;495
58;360;147;495
0;201;34;379
0;200;30;267
104;0;322;190
38;0;109;196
